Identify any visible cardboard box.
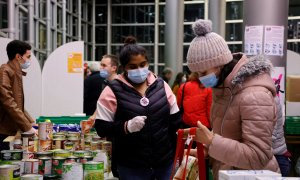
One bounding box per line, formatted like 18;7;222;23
219;170;281;180
286;75;300;102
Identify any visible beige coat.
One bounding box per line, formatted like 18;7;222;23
0;59;33;135
208;54;280;179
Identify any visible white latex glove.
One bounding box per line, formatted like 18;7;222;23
127;116;147;133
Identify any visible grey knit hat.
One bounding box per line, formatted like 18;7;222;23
187;19;233;72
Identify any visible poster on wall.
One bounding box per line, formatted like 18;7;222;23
244;26;263;55
264;26;284;56
68;52;83;73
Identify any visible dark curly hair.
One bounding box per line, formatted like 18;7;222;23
119;36;148;67
6;40;31;61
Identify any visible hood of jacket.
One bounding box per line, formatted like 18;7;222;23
222;53;276;96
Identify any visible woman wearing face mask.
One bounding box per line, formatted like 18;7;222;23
186;19;280;179
94;36;182;179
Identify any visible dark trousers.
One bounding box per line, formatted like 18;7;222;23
0;134;9;151
275;154;291;177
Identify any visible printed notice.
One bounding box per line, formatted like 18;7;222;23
264;26;284;56
68;52;83;73
244;26;263;55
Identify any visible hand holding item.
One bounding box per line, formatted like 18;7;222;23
195;121;214;146
26;127;38;136
127;116;147;133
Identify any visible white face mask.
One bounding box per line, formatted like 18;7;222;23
127;67;149;84
20;57;31;69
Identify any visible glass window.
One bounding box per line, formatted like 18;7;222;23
112;0;154;4
88;3;93;22
66;14;72;34
226;1;243;20
184;25;195;43
112;5;155;23
95;6;107;24
0;2;8;29
88;25;93;42
184;3;204;22
19;12;28;41
225;23;243;41
57;8;63;29
183;45;189;61
112;26;154;43
111;46;122;56
159;25;164;43
159;5;165;23
111;45;154;64
95;46;107;60
288;19;300;39
73;18;78;37
72;0;78;14
158;45;165;63
228;44;243;53
95;26;107;43
288;42;300;53
57;32;62;47
289;0;300;16
87;44;92;60
39;1;46;18
39;24;46;49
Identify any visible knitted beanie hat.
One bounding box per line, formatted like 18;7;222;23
187;19;233;72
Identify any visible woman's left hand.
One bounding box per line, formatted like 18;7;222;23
195;121;214;146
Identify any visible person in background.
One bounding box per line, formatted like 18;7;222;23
171;72;186;96
87;54;119;122
186;19;279;179
84;61;105;116
0;40;36;150
272;96;291;177
161;67;173;84
99;54;119;82
94;36;182;179
177;72;212;129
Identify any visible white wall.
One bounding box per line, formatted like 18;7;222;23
42;41;84;116
0;38;42;120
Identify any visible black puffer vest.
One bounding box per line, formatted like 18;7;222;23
108;78;174;168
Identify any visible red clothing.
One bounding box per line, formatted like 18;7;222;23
176;80;212;128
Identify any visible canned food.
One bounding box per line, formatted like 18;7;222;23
78;156;93;164
13;139;22;150
90;141;101;151
38;140;52;152
65;156;79;163
23;152;35;160
11;161;24;176
80;120;94;134
83;161;104;180
92;150;108;173
20;174;43;180
52;134;65;139
66;132;80;139
38;157;52;175
1;150;23;161
52;157;66;176
73;150;91;157
102;141;112;172
38;122;53;140
23;159;39;174
64;141;74;151
53;137;66;150
62;162;83;180
21;132;35;152
84;133;95;141
68;137;80;150
0;164;20;180
53;150;71;158
35;151;53;159
84;140;91;150
91;135;102;141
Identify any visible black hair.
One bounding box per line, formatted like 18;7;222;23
172;72;184;89
216;54;241;87
119;36;148;67
6;40;31;61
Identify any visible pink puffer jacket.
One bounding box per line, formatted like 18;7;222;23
208;54;280;179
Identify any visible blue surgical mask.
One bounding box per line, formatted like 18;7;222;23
100;70;109;78
21;60;31;69
127;67;149;84
199;73;218;88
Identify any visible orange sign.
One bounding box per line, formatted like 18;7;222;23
68;52;83;73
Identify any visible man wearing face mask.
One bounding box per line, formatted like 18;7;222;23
94;36;182;179
0;40;36;150
86;55;119;121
